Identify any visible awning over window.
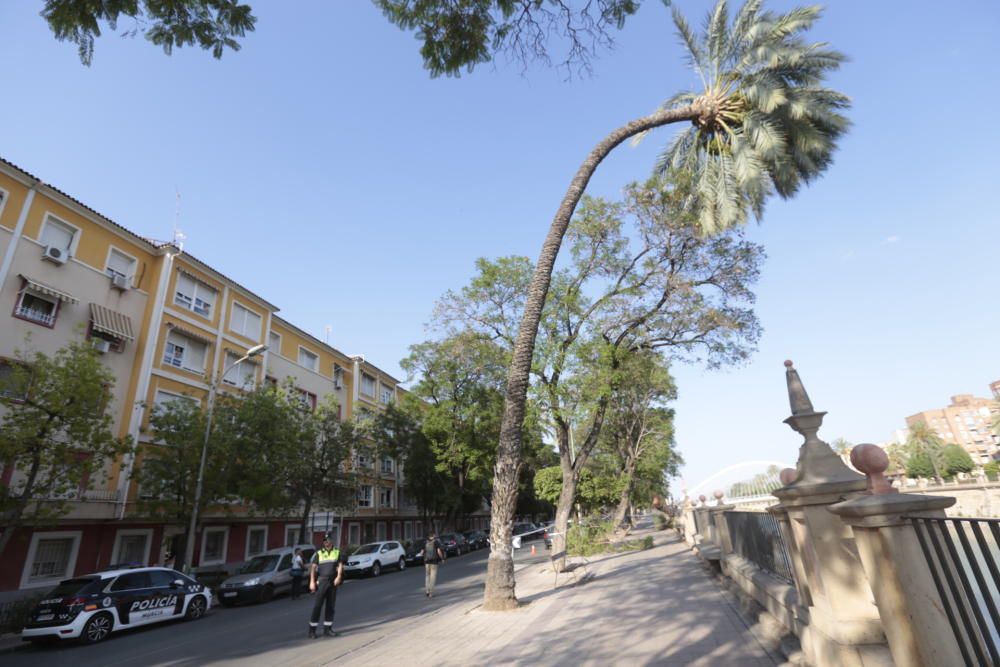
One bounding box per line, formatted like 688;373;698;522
19;274;79;304
90;303;135;341
166;322;214;345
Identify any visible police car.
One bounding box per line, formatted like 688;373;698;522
21;566;211;644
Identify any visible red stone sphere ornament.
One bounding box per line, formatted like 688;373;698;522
850;444;896;495
779;468;797;486
713;490;724;503
698;494;707;506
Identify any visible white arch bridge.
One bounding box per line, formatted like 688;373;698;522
682;460;795;509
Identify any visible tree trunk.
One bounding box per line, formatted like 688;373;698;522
550;467;579;573
299;493;313;545
612;457;638;530
0;450;43;558
482;104;700;611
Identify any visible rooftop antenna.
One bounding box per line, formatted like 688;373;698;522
324;325;332;345
172;187;185;252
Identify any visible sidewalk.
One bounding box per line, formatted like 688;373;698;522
327;531;780;667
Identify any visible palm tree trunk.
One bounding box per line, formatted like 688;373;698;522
483;104;700;611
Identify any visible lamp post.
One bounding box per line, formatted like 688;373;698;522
181;344;267;573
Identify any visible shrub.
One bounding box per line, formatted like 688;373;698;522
652;513;669;530
0;593;46;636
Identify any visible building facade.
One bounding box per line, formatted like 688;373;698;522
0;157;485;595
904;390;1000;465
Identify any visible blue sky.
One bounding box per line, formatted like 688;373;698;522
2;1;998;491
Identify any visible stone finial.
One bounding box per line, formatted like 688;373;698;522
779;468;798;486
698;494;707;506
784;360;816;416
713;490;725;505
850;444;896;496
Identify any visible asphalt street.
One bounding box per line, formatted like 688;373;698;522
7;544;550;667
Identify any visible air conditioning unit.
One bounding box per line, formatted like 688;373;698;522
42;245;67;265
110;273;130;291
93;339;112;354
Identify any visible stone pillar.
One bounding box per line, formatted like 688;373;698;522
771;361;892;667
829;445;964;667
709;501;735;574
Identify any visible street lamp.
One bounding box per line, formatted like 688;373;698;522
181;343;267;572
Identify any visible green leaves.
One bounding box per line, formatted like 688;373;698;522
376;0;641;77
0;337;128;554
41;0;257;65
652;0;850;233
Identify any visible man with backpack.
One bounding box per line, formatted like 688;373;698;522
423;532;446;598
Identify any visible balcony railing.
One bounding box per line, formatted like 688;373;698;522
725;510;795;585
15;305;55;326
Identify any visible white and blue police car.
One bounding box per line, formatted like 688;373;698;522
20;566;211;644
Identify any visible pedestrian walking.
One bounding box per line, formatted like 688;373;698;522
290;548;305;600
308;535;344;638
423;532;445;598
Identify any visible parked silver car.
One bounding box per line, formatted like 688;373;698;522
218;544;315;605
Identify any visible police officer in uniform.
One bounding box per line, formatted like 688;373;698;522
308;534;344;638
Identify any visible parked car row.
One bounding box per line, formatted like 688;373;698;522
20;524;549;647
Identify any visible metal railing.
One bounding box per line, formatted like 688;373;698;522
725;510;794;585
910;516;1000;667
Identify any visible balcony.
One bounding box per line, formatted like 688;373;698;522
15;305;55;326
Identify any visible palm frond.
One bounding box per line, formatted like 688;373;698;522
705;0;730;74
672;6;707;85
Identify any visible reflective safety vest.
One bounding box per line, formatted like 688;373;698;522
316;548;340;563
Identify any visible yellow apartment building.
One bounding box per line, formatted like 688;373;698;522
0;157;468;595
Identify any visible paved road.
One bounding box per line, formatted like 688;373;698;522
9;544;550;667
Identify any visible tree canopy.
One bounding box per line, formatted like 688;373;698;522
0;338;129;557
41;0;257;65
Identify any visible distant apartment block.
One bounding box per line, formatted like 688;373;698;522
905;390;1000;465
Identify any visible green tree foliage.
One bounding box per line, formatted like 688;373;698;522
376;0;640;77
401;333;507;522
41;0;257;65
940;444;974;477
438;174;762;568
904;422;946;483
533;465;621;515
0;338;129;557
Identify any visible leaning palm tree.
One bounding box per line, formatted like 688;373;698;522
483;0;850;611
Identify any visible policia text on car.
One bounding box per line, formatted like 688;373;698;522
308;535;344;638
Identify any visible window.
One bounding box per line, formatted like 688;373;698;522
0;359;28;401
174;272;216;318
14;289;58;327
348;523;360;547
148;570;177;588
230;302;262;339
163;331;208;373
284;525;300;547
110;572;151;592
200;527;228;565
21;531;81;588
404;522;413;541
268;331;282;355
223;351;257;387
357;452;372;469
105;248;136;283
298;347;318;372
296;388;317;411
153;389;198;412
246;526;268;559
40;216;77;255
381;456;394;474
360;373;376;396
380;384;394;404
112;529;152;566
392;522;400;540
379;487;393;509
358;485;373;508
376;523;386;542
